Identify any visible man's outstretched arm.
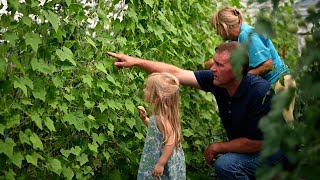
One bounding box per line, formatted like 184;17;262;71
107;52;201;88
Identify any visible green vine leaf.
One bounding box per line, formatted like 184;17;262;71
52;76;64;88
25;32;41;52
125;99;135;114
32;87;47;102
29;132;44;151
4;32;18;47
81;74;93;87
62;166;74;180
103;151;110;161
31;58;56;75
30;112;43;130
26;152;44;167
6;113;20;129
84;100;95;109
144;0;154;7
92;133;107;145
76;153;89;166
19;131;31;145
63;112;90;134
135;132;144;140
70;146;82;156
22;16;32;27
56;47;76;66
88;142;98;153
97;80;112;93
60;149;71;158
0;124;5;135
9;54;25;75
95;62;107;74
64;94;75;102
183;129;194;137
126;118;136;129
44;117;56;132
85;37;97;49
9;151;24;168
47;158;62;175
4;169;16;180
13;76;28;96
0;138;16;157
98;102;108;112
43;10;60;33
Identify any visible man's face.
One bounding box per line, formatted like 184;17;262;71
210;51;236;87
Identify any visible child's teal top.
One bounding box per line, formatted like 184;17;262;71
137;116;186;180
238;24;289;84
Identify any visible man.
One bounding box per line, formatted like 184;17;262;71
108;42;277;179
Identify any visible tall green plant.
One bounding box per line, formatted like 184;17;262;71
255;1;320;179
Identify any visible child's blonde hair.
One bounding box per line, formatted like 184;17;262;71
212;6;243;39
145;72;182;149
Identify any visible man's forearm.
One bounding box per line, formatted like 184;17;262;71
217;138;262;154
133;58;181;76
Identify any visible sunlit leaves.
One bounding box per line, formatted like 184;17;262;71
52;76;64;88
92;133;107;145
88;142;98;153
19;131;31;145
76;153;88;166
31;58;56;75
29;132;44;151
43;10;60;33
125;99;135;114
44;117;56;132
95;62;107;74
0;138;16;157
126;118;136;129
30;111;43;130
103;151;110;161
62;166;74;180
85;37;97;49
25;32;41;52
56;47;76;66
9;151;24;168
13;76;28;96
47;158;62;175
81;74;93;87
4;32;18;47
26;152;44;167
0;124;5;135
63;112;91;134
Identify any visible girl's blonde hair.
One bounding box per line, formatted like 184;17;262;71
212;6;243;39
145;72;182;149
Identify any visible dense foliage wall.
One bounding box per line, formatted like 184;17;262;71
1;0;318;179
0;0;227;179
256;1;320;179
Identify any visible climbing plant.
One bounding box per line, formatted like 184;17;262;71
0;0;227;179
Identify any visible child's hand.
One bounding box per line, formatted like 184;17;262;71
152;163;164;177
137;106;149;126
137;106;147;121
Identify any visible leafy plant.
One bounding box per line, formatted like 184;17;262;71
0;0;228;179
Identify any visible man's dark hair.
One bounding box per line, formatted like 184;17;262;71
215;41;249;76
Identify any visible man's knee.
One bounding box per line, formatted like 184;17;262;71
214;154;236;174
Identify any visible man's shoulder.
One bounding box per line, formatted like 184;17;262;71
245;74;273;95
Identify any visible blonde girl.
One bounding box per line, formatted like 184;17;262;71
137;72;186;179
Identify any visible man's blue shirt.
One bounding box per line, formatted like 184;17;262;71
194;71;274;140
